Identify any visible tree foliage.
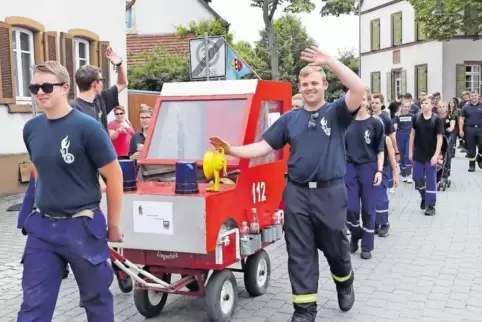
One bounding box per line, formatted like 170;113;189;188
256;15;317;92
127;47;190;91
409;0;482;41
324;50;358;102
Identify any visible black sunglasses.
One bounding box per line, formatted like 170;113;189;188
308;112;319;128
29;83;65;95
115;112;124;116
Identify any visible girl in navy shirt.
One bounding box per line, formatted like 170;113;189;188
345;89;385;260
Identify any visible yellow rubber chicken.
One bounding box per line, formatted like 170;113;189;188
205;148;227;192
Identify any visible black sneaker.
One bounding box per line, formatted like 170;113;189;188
425;206;436;216
478;161;482;170
336;284;355;312
349;239;359;253
469;164;475;172
374;226;379;234
291;314;314;322
361;251;372;259
117;275;133;294
420;199;427;210
378;225;389;237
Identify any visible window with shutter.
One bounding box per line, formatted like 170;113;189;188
415;64;427;99
416;21;427;41
0;22;16;105
370;19;380;51
401;70;407;94
386;72;392;101
370;72;381;93
98;41;111;87
456;64;467;98
392;13;402;46
60;32;75;100
68;29;99;69
44;31;58;61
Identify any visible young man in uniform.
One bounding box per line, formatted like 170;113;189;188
17;61;123;322
371;93;399;236
409;95;444;216
129;105;152;160
394;100;414;183
402;93;420;115
459;90;482;171
209;46;366;322
71;47;131;295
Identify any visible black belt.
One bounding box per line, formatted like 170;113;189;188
288;177;344;189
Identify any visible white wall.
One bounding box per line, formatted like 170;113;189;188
0;0;127;155
133;0;215;35
443;39;482;99
361;41;443;98
361;1;417;54
361;0;396;12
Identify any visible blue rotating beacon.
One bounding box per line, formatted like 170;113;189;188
175;161;199;194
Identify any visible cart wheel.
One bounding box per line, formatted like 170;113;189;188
205;269;238;322
243;249;271;297
134;271;171;318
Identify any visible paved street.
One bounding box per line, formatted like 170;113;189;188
1;154;481;322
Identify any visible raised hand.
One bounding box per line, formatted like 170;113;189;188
105;46;122;65
208;136;231;154
301;46;332;66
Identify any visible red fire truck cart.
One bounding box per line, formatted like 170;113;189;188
106;79;292;322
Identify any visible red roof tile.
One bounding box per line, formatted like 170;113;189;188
127;33;194;66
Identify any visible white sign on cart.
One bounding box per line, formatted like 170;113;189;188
132;201;174;235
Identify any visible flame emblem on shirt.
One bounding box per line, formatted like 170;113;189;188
364;130;371;144
320;117;331;136
60;136;75;164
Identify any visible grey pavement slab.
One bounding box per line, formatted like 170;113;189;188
1;153;482;322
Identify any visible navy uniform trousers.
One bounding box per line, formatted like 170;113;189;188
396;130;412;178
283;179;353;315
345;163;378;252
17;209;114;322
413;161;437;206
375;166;390;227
465;126;482;163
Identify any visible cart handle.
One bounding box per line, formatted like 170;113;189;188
109;247;170;289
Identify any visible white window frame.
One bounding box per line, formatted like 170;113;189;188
393;71;402;99
74;38;90;70
12;27;35;101
465;65;481;92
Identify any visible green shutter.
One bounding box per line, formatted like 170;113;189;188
386;72;392;101
393;13;402;46
371;72;381;93
371;20;380;50
417;22;427;41
456;64;466;97
401;70;407;94
416;65;427;98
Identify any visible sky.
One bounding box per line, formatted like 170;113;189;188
210;0;359;56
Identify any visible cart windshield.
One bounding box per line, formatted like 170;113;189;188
146;99;248;161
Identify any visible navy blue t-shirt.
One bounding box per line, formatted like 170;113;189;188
460;103;482;126
23;109;117;217
394;113;413;132
410;104;420;115
263;98;354;183
345;117;385;165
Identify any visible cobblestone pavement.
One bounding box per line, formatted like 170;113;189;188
1;154;482;322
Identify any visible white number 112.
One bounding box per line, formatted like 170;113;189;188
252;182;266;203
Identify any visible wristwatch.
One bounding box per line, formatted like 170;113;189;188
377;170;383;173
113;60;123;67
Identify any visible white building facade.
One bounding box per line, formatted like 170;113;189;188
0;0;127;195
360;0;482;103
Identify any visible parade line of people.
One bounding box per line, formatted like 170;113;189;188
15;42;482;322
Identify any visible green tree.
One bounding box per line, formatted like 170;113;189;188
255;15;317;92
318;0;482;41
250;0;316;80
127;47;190;91
324;49;358;102
176;19;268;79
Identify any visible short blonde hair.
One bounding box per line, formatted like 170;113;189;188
299;66;327;81
420;95;432;104
32;61;70;85
139;104;153;115
438;101;448;112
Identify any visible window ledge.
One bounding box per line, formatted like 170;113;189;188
7;104;44;114
126;28;138;35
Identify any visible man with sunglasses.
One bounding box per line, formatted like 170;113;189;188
70;46;131;297
209;46;366;322
18;61;123;322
